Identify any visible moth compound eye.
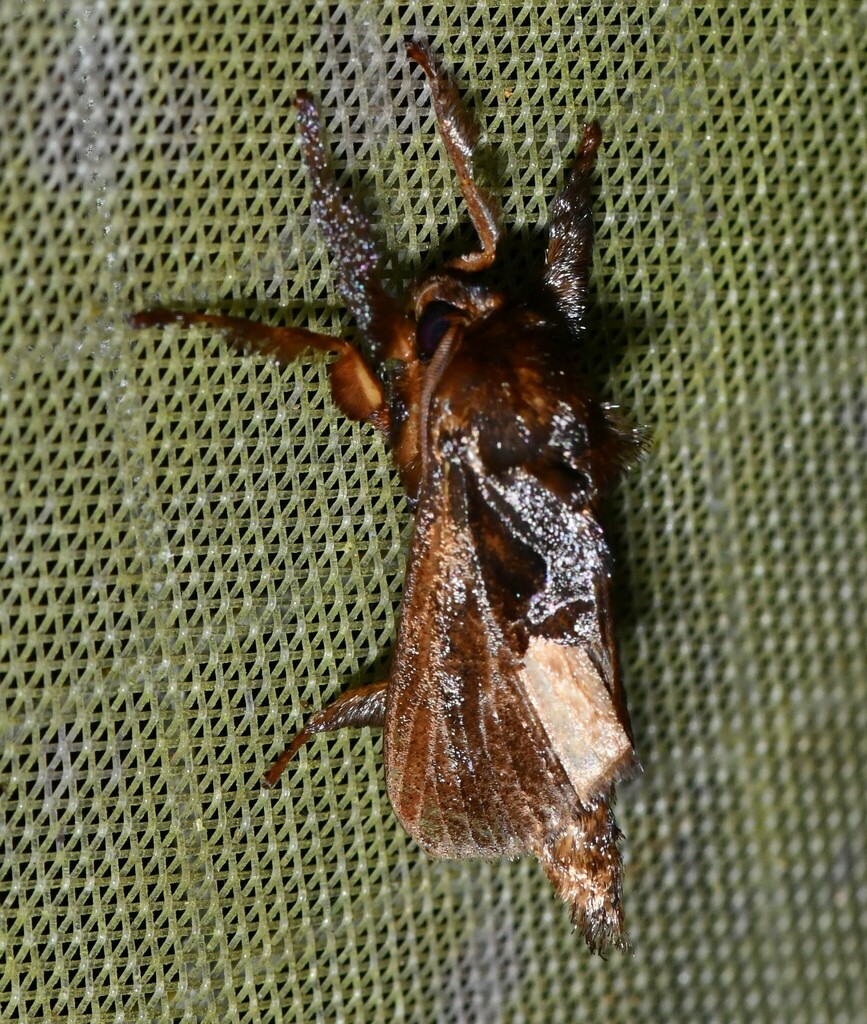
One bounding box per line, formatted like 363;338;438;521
416;300;461;361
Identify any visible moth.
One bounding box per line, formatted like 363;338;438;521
132;40;643;953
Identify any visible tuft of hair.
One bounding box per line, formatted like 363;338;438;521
538;800;631;955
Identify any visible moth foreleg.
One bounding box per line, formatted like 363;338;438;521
262;680;388;787
405;39;500;271
295;94;416;368
543;121;602;330
129;308;388;430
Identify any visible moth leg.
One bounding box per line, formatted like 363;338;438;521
295;93;416;366
262;680;388;787
543;122;602;329
129;307;389;430
405;39;501;272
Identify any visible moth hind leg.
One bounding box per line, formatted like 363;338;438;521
262;680;388;787
129;308;389;430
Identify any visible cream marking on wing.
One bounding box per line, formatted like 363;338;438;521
520;638;633;803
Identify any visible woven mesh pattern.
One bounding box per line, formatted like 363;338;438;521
2;2;865;1021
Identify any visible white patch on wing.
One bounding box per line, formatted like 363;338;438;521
521;637;634;802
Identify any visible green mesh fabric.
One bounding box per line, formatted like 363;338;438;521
1;2;865;1021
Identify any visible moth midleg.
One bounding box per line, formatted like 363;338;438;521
129;308;388;428
262;680;389;787
405;39;500;271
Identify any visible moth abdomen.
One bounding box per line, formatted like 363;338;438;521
540;803;629;954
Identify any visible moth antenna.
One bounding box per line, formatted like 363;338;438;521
405;38;501;271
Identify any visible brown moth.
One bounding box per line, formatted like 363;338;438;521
132;39;643;952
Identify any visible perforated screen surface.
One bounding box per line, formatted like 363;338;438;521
1;2;865;1022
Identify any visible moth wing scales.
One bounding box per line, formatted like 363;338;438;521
385;471;563;860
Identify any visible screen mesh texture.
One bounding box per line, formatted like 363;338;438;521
1;2;865;1022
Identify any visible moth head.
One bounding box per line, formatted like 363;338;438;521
411;271;505;363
